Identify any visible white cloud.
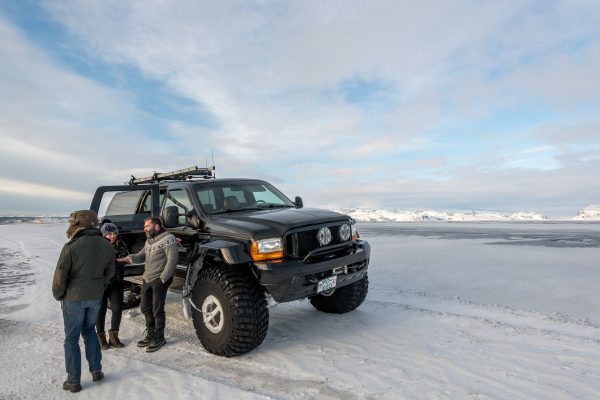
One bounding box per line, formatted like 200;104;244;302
518;146;555;155
0;16;150;162
0;177;89;200
535;120;600;144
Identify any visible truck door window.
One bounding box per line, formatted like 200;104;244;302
164;189;194;225
196;188;219;213
106;190;145;216
140;189;166;213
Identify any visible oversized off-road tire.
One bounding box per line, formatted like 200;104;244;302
191;264;269;357
310;273;369;314
122;288;141;310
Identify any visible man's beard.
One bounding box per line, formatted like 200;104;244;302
145;230;156;239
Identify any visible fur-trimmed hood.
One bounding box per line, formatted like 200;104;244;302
67;210;98;238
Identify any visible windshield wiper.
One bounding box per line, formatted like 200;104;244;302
211;205;292;215
211;208;262;215
211;209;237;215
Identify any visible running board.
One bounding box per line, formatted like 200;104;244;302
123;275;185;294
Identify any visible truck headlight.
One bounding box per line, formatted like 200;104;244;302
339;224;351;241
251;237;284;261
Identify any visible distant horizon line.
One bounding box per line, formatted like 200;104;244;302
2;204;600;221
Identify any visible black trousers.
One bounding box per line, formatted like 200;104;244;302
96;279;124;333
140;278;172;331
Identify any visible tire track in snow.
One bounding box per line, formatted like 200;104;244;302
0;247;34;313
121;287;600;399
367;288;600;344
121;308;376;400
358;290;600;399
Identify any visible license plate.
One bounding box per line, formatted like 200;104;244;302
317;275;337;293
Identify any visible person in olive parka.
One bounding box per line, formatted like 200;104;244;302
52;210;114;393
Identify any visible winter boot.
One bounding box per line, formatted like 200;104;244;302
137;328;154;348
63;381;82;393
108;330;124;348
146;328;166;353
97;332;110;350
92;370;104;382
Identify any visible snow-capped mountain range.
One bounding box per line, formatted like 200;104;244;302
0;216;70;225
574;205;600;220
332;208;548;222
1;205;599;224
333;205;600;222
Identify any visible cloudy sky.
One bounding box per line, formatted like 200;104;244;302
1;1;599;216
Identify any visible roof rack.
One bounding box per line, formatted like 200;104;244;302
127;165;215;185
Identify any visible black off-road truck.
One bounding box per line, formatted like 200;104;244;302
91;166;370;357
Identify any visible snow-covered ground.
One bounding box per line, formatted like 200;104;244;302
1;222;600;399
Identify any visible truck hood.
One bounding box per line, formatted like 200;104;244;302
207;207;350;239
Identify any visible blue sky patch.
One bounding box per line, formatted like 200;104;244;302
339;77;398;106
1;0;218;136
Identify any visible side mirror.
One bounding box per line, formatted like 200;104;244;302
162;206;179;228
294;196;303;208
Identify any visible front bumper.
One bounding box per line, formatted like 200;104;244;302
255;240;370;303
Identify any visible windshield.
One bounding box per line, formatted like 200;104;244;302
193;181;295;215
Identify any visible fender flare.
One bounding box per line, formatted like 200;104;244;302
183;240;251;298
181;240;252;320
189;239;252;266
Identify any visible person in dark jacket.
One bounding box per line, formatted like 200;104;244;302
118;217;177;353
96;222;129;350
52;210;115;393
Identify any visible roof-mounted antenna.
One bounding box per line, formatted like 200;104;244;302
211;149;216;179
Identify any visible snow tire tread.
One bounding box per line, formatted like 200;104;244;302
192;264;268;357
310;273;369;314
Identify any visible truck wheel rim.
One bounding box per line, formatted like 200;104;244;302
201;295;224;333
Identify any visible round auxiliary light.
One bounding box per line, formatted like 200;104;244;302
317;227;333;246
339;224;351;241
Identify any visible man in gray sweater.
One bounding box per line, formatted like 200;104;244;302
53;210;115;393
118;217;178;352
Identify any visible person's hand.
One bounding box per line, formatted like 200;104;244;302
116;256;133;264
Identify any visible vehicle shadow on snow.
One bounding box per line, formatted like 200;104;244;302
153;290;413;360
258;299;400;354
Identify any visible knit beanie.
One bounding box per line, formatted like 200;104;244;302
100;222;119;236
66;210;98;238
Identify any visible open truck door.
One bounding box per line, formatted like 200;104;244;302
89;184;162;309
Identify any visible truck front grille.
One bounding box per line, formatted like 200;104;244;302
285;223;351;259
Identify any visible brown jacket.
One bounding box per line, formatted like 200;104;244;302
52;228;115;301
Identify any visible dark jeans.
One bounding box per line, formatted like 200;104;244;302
140;278;172;331
62;299;102;384
96;279;124;333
